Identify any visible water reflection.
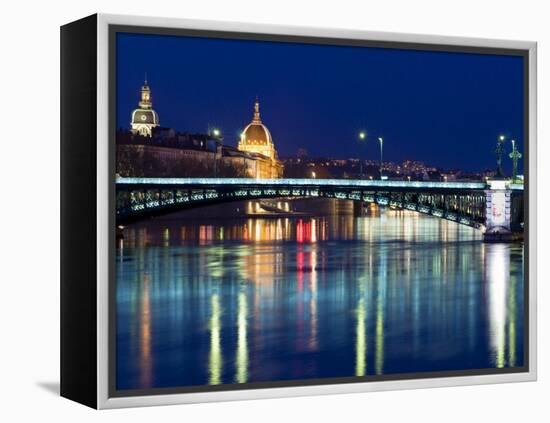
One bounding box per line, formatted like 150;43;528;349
235;291;248;383
116;211;524;390
209;293;222;385
123;212;471;247
139;275;152;387
355;295;367;377
486;244;519;368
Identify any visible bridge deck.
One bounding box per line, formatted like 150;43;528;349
115;177;525;229
116;177;523;191
117;177;493;189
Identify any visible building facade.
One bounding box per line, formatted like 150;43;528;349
121;85;283;178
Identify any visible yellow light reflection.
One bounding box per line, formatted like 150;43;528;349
355;297;367;376
235;291;249;383
311;218;317;243
276;218;283;241
209;293;223;385
139;275;152;387
375;299;384;375
255;220;261;240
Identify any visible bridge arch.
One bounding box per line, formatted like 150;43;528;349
116;178;488;229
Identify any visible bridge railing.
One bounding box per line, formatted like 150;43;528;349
116;176;493;190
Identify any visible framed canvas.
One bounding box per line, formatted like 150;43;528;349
60;13;537;409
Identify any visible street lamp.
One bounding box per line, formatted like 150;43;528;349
495;134;506;178
311;171;316;179
358;131;367;178
378;137;384;180
209;127;223;177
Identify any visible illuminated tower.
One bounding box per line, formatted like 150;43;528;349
130;77;159;137
238;98;277;161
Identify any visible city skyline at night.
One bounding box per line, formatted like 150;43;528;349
116;32;524;173
114;28;527;394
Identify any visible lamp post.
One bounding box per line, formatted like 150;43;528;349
209;128;223;177
378;137;384;179
495;134;506;178
358;131;367;178
509;139;522;183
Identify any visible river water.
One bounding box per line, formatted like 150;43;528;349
115;210;524;391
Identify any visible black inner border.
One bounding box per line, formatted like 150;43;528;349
108;24;530;399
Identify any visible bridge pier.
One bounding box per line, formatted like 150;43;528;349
483;179;521;242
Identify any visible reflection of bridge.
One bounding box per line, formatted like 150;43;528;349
116;177;524;239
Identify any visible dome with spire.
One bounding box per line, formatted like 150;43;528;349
238;98;277;160
130;76;159;137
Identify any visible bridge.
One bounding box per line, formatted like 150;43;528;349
116;177;524;240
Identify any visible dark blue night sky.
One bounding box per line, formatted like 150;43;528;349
116;32;524;172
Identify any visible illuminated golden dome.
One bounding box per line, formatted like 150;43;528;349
242;123;272;146
238;98;277;160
